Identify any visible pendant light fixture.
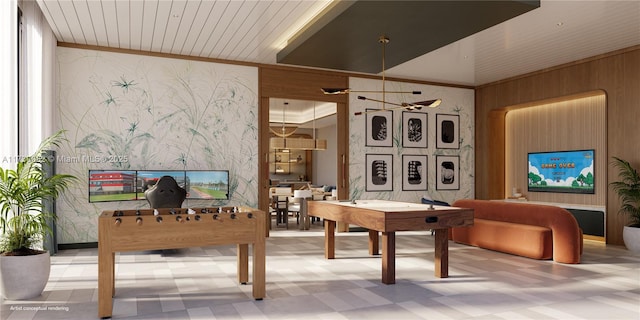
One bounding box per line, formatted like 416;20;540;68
269;101;327;151
269;102;297;137
322;35;442;115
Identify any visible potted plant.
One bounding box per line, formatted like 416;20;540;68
0;130;77;299
610;156;640;252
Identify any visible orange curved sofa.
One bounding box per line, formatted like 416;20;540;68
451;199;583;264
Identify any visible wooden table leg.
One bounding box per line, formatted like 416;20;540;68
237;244;249;284
111;253;115;297
325;220;336;259
381;232;395;284
98;247;114;318
253;225;266;300
337;221;349;232
434;228;449;278
368;230;379;255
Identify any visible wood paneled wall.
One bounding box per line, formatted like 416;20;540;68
475;46;640;245
258;66;349;222
505;91;606;205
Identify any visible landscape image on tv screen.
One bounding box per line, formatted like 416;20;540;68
89;170;137;202
185;170;229;200
528;149;595;194
136;170;186;200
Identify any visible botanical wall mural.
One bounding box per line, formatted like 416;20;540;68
348;77;474;204
55;47;258;244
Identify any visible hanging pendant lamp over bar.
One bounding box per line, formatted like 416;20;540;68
270;102;297;137
269;137;326;150
269;101;327;151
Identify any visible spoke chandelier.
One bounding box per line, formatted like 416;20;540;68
322;35;441;116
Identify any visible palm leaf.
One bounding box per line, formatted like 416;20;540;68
0;130;78;254
610;157;640;226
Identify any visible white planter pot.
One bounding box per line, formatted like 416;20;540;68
0;251;50;300
623;226;640;253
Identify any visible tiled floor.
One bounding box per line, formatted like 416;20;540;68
2;221;639;320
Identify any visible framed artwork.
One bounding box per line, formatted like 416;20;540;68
436;114;460;149
402;111;427;148
366;109;393;147
365;154;393;191
436;155;460;190
402;154;427;191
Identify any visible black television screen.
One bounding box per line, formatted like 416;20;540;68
527;149;595;194
89;170;137;202
185;170;229;200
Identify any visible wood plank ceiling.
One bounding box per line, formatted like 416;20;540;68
37;0;334;63
36;0;640;87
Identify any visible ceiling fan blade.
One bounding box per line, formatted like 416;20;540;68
321;88;350;94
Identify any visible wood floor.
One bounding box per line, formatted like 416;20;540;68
1;222;639;319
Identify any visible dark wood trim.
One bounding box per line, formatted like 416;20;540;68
259;67;350;228
58;42;473;90
57;42;260;68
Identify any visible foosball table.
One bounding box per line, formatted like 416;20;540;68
98;206;266;319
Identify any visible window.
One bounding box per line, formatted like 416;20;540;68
0;2;19;165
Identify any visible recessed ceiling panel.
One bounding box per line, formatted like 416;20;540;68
277;0;540;73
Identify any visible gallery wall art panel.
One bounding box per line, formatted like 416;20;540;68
403;111;427;148
366;109;393;147
436;155;460;190
366;154;393;191
436;114;460;149
402;154;428;191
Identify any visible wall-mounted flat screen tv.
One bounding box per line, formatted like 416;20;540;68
185;170;229;200
88;169;229;203
527;149;595;194
89;170;137;202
